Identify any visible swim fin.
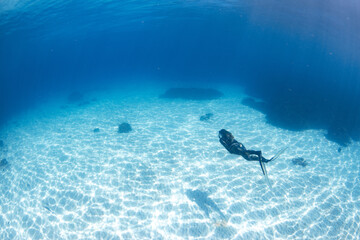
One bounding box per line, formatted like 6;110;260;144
269;147;288;162
259;153;272;188
259;158;268;176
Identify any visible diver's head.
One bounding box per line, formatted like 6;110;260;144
219;129;233;140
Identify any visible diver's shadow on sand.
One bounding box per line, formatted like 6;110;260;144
186;189;227;221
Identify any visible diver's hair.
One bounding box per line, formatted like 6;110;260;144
219;129;234;139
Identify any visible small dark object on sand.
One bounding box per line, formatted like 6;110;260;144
0;140;3;148
338;147;342;153
68;92;84;103
200;113;213;121
160;88;223;100
93;128;100;133
0;159;8;167
118;123;132;133
292;157;308;167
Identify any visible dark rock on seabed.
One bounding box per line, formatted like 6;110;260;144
118;123;132;133
200;113;214;121
0;159;8;167
160;88;223;100
242;96;359;147
292;157;308;167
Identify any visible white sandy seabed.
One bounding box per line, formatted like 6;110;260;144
0;85;359;240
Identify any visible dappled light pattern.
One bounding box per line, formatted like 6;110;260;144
0;88;359;239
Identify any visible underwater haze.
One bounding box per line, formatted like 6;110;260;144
1;0;360;239
1;0;360;146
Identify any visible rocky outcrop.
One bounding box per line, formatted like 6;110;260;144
118;123;132;133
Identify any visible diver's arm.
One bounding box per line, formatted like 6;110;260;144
219;138;233;153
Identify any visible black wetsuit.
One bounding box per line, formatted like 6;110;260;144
219;129;271;163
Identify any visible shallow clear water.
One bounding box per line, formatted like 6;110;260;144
0;1;360;239
1;86;359;239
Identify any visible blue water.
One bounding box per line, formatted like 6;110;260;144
0;0;360;239
1;0;360;146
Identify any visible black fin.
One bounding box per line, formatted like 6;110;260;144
270;147;288;161
259;160;268;176
259;153;272;189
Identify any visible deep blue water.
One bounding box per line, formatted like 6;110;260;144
1;0;360;146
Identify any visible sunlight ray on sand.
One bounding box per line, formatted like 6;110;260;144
0;87;359;239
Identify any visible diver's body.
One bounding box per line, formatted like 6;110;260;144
218;129;271;162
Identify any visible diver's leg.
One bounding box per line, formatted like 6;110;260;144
247;150;262;161
247;150;272;162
